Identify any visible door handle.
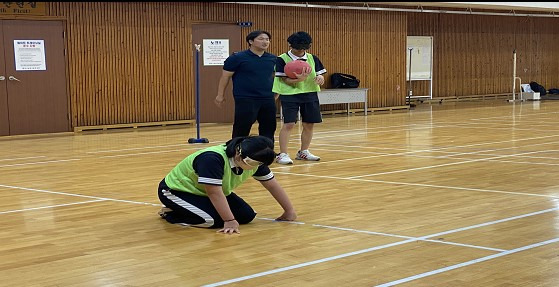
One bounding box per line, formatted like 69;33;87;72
0;76;4;81
8;76;20;81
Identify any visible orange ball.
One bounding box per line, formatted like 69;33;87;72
284;60;311;79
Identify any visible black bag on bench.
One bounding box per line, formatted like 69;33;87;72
529;81;547;96
331;73;360;89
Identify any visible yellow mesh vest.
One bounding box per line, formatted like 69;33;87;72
165;145;256;196
272;53;321;95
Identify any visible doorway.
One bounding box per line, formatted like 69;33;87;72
191;23;241;123
0;20;69;136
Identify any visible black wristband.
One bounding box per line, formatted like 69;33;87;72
224;218;236;222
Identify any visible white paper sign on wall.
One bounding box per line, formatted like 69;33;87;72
203;39;229;66
14;40;46;71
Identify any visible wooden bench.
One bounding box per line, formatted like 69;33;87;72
318;88;369;115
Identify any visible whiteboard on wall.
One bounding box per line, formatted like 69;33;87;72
406;36;432;80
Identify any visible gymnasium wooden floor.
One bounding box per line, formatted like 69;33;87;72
1;99;559;287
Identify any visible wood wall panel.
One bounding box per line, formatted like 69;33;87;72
45;2;559;128
48;2;408;127
50;2;197;127
408;13;559;98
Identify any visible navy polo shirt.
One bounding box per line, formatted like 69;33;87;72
223;49;276;99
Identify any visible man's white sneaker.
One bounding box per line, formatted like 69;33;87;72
276;153;293;165
296;150;320;161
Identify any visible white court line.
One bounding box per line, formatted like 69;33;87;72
309;123;497;140
256;218;508;253
311;123;559;141
312;142;408;150
312;125;407;135
257;217;306;225
414;120;559;129
271;152;399;170
299;137;559;177
455;158;559;167
271;145;507;171
308;147;389;154
0;184;161;206
2;118;556;165
410;208;558;239
471;119;557;124
348;149;549;179
3;130;557;210
273;138;559;171
99;149;194;158
311;133;559;156
0;199;106;214
307;124;463;141
375;237;559;287
90;123;559;158
398;154;559;167
202;241;422;287
0;156;47;162
410;151;559;160
309;145;559;164
85;124;423;156
310;121;474;135
87;143;192;153
312;224;505;252
202;207;559;287
2;169;555;285
448;125;559;132
82;126;392;155
330;133;559;152
0;158;81;168
469;111;559;121
0;182;503;254
272;171;559;199
2;185;500;253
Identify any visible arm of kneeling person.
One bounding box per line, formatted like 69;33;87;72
204;184;239;234
259;178;297;221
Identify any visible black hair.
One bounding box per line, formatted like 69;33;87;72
287;31;312;50
246;30;271;46
225;136;276;166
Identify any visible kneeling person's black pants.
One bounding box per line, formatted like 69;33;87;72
157;179;257;228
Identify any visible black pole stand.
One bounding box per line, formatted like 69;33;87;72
188;44;209;144
407;47;416;109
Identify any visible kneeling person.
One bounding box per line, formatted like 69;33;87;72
157;136;297;234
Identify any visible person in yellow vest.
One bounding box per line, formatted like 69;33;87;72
157;135;297;234
273;31;327;165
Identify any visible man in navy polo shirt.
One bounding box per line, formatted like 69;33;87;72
215;30;277;145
